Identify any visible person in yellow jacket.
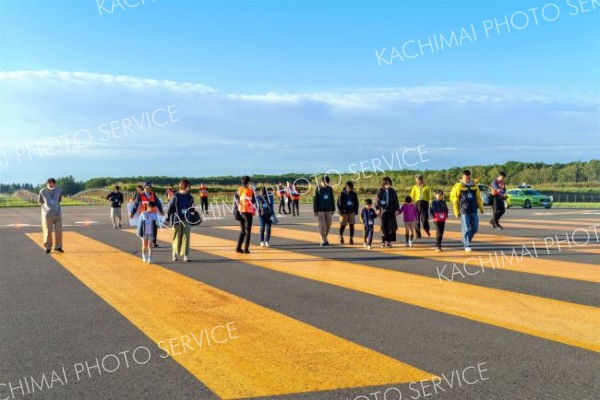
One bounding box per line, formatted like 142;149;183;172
409;174;432;239
450;169;484;252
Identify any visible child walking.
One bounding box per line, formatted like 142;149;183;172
137;200;159;263
360;199;377;249
429;189;449;251
397;196;418;247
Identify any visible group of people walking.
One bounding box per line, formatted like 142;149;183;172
37;169;508;259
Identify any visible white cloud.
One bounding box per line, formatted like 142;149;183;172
0;70;598;183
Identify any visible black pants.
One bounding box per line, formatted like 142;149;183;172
152;223;158;246
292;199;300;215
380;211;397;242
279;198;288;214
237;213;253;251
201;197;209;213
434;221;445;248
491;196;505;224
415;200;430;238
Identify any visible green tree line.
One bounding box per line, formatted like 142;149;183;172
2;160;599;196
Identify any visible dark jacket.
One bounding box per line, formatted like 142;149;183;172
361;208;377;226
313;185;335;213
166;192;195;225
375;187;399;213
106;191;124;208
429;200;449;220
337;190;359;214
257;194;274;217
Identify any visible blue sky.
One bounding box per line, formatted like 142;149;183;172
1;0;599;184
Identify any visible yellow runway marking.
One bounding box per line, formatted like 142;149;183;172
26;232;433;399
292;223;600;283
148;228;600;352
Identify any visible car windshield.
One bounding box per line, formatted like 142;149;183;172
523;190;540;195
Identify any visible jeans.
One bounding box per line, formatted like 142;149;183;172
259;215;272;242
460;212;479;248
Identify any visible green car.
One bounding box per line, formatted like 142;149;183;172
506;189;553;209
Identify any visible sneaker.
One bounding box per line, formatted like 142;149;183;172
183;256;190;262
172;254;178;261
320;242;325;247
265;242;270;247
380;242;387;247
434;247;441;252
349;238;354;245
496;222;504;230
367;245;372;249
147;257;153;264
118;224;122;228
465;247;472;252
260;241;265;247
235;248;244;253
363;242;368;248
243;249;251;254
408;240;413;247
386;243;393;248
489;220;497;229
153;243;160;248
54;248;64;253
114;226;118;229
405;242;410;247
45;248;51;254
324;241;330;246
339;235;344;244
142;254;147;262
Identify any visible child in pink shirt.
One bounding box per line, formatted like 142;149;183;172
397;196;418;247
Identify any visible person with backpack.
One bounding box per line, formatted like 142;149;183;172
450;170;484;252
257;187;275;247
166;179;196;262
375;176;400;247
129;182;165;248
490;171;507;229
106;185;124;229
313;175;336;246
337;181;359;244
234;176;256;254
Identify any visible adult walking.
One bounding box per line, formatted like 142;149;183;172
375;176;399;247
199;183;209;214
165;184;175;202
410;174;432;238
277;182;288;215
257;187;275;247
290;182;300;216
337;181;359;244
167;179;195;262
130;182;165;248
313;176;336;246
450;170;484;252
490;171;507;229
106;185;124;229
38;178;63;254
234;176;256;254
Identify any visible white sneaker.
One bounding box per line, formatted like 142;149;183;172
363;243;367;248
465;247;472;252
147;257;153;264
408;240;413;247
260;242;265;247
405;242;409;247
265;241;270;247
367;245;372;249
172;254;178;261
183;256;190;262
142;254;147;262
434;247;441;252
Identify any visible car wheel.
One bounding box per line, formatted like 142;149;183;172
545;204;552;209
524;200;531;209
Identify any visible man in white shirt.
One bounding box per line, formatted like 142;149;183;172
38;178;63;254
